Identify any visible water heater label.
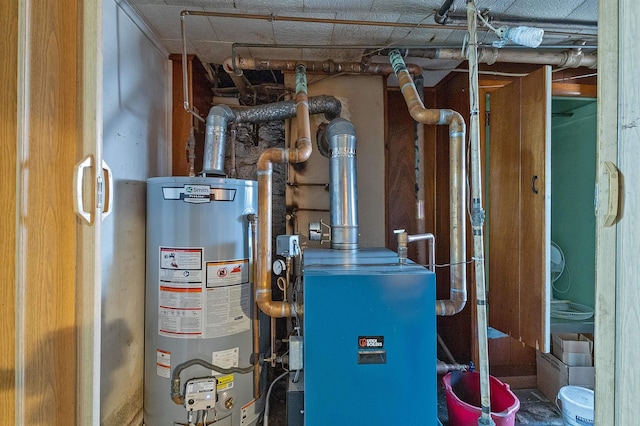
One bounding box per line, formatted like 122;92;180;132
159;247;205;338
206;259;249;288
203;282;251;339
162;186;237;203
156;349;171;378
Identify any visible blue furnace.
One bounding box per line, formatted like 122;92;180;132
302;247;437;425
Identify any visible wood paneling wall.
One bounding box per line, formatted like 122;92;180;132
170;54;211;176
11;0;80;422
1;0;18;422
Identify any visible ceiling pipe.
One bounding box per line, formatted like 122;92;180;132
388;49;467;317
378;47;597;69
255;64;311;318
442;13;597;35
435;0;456;25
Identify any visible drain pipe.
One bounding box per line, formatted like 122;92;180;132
255;64;310;318
389;49;467;317
466;1;493;424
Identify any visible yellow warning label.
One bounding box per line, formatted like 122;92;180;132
216;374;234;391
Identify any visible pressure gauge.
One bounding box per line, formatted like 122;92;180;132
273;259;286;276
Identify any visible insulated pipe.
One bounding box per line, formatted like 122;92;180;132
202;95;340;177
202;104;234;175
327;118;359;250
389;49;467;317
228;56;424;77
256;65;310;318
389;47;597;69
232;95;341;124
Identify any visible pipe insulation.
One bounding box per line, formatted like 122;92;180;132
389;49;467;317
201;95;341;176
379;47;597;69
327;118;359;250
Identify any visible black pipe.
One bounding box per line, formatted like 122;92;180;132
435;0;455;25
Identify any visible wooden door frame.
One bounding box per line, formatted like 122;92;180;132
10;0;103;424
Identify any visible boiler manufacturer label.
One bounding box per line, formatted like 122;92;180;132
358;336;384;349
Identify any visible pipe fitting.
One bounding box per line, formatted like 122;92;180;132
203;104;235;176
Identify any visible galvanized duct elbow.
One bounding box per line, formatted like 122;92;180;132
326;118;359;250
389;49;467;317
203;104;235;176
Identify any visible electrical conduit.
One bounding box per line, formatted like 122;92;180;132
389;49;467;317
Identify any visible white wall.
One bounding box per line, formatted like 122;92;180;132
101;1;170;424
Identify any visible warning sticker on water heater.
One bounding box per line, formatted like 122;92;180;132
159;247;203;284
203;283;251;338
206;259;249;288
159;246;204;337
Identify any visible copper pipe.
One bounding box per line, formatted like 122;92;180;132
181;9;478;33
248;214;260;399
256;65;310;318
390;50;467;317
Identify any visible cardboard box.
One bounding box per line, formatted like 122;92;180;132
536;351;594;403
552;333;593;366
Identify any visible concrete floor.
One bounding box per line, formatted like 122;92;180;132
262;374;564;426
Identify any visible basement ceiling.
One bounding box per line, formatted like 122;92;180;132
127;0;597;86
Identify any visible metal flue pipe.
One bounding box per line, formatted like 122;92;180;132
201;95;341;176
202;104;234;175
389;49;467;317
326;118;359;250
255;65;311;318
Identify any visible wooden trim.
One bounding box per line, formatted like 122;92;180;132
594;0;619;424
1;0;18;423
552;83;597;98
76;0;103;424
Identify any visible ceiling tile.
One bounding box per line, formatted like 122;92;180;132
567;0;598;21
192;40;235;63
163;38;198;56
303;0;375;13
207;15;275;43
370;0;443;14
235;0;304;13
163;0;234;7
134;5;212;40
247;47;304;61
503;0;579;19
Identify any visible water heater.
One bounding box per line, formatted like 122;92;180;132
144;176;262;426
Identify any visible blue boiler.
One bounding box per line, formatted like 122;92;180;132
302;248;437;425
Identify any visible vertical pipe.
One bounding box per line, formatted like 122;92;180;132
327;118;359;250
256;65;310;318
414;75;427;265
466;1;493;425
389;49;467;317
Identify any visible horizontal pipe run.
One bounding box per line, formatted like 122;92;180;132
230;56;423;77
231;95;342;123
392;47;597;69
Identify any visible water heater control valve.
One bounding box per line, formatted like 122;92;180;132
183;377;217;412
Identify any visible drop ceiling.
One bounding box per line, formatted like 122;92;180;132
126;0;597;86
